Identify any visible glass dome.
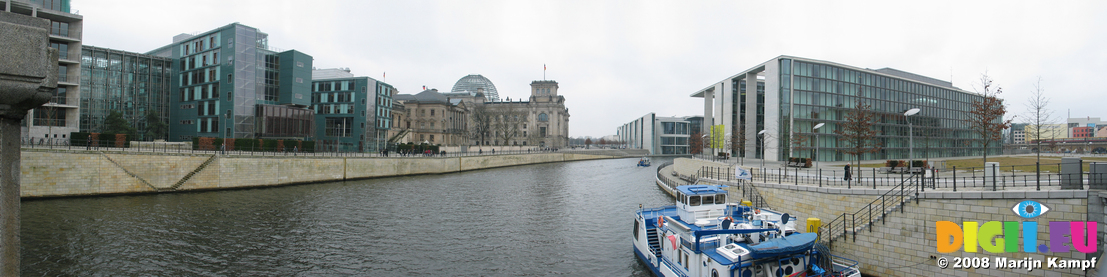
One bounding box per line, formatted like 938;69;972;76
450;74;499;101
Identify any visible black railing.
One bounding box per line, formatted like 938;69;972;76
20;138;630;158
820;174;921;248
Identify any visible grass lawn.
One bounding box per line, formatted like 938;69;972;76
941;155;1105;172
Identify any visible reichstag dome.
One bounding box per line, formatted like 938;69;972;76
451;74;499;101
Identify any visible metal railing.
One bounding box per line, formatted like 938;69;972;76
20;138;633;159
819;174;921;248
688;163;1107;191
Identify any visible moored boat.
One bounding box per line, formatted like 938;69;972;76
633;184;861;277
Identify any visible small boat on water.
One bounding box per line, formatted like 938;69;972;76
638;158;652;167
633;184;861;277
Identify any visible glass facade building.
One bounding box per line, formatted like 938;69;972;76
694;56;998;162
79;45;173;140
146;23;314;141
311;76;394;152
617;113;692;155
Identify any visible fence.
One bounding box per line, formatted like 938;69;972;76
819;174;921;248
690;162;1107;191
21;137;597;158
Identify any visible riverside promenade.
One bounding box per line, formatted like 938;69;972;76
658;157;1106;277
19;147;648;198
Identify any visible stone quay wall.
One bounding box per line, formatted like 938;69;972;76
670;158;1101;277
20;149;615;198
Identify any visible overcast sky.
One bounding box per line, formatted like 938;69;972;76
79;0;1107;137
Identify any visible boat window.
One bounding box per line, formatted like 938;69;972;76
690;196;701;206
716;194;726;204
633;219;639;240
701;195;713;205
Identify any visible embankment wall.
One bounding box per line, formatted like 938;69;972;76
20;150;614;198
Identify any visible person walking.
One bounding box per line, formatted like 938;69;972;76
844;164;852;182
85;135;91;150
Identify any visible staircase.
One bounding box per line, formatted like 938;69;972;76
646;227;662;259
163;154;218;191
100;153;158;191
387;128;411;144
819;173;922;247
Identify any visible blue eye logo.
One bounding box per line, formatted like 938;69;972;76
1012;200;1049;219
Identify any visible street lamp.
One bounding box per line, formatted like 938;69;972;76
702;134;709;158
813;123;825;168
758;130;768;168
904;108;921;174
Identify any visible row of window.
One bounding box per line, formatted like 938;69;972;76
313;92;353;103
181;33;220;56
180;84;220;102
180;67;220;86
786;61;978;104
180;50;220;71
314;81;356;92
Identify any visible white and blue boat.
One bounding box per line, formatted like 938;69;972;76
633;184;861;277
638;158;652;167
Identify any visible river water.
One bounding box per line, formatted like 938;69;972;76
21;157;674;276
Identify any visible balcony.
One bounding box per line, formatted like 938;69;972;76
49;30;81;42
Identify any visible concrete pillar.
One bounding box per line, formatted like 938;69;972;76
1061;157;1084;190
0;11;59;275
1090;162;1107;190
702;89;713;154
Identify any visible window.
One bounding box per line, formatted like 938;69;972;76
689;196;701;206
538;113;548;122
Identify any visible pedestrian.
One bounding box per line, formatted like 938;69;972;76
844;164;852;181
221;143;226;155
491;148;495;154
293;146;297;156
479;149;482;155
86;135;91;150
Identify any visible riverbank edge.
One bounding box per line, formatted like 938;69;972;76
19;149;629;199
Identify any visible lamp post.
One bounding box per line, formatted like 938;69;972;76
813;123;825;169
702;134;709;158
758;130;768;168
904;108;921;174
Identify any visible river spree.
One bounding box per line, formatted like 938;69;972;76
22;157;673;276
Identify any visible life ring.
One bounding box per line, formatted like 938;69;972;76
658;216;665;227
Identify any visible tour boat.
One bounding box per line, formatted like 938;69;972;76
633;184;861;277
638;158;652;167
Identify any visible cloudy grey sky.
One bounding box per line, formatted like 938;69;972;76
79;0;1106;137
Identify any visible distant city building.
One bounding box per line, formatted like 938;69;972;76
146;23;315;141
457;80;570;148
7;0;83;141
393;89;468;146
450;74;499;102
311;68;395;152
1066;117;1107;137
1025;124;1068;142
79;45;173;140
693;55;996;162
617;113;692;155
1006;123;1027;145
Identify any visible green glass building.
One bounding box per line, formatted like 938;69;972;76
693;55;1000;162
79;45;173;140
311;69;394;152
146;23;314;141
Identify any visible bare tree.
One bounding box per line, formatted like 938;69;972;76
967;73;1012;164
469;104;493;145
689;131;704;154
834;99;882;173
1022;77;1056;165
491;110;525;145
731;125;746;157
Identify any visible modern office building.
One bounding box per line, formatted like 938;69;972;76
693;55;998;162
5;0;83;141
311;68;395;152
617;113;692;155
146;23;314;141
79;45;173;140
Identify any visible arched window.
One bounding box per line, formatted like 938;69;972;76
538;113;548;122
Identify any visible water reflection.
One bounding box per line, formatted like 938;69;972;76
22;157;675;276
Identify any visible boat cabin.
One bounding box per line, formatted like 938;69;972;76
673;185;728;227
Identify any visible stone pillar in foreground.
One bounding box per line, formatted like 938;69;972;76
0;11;59;276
